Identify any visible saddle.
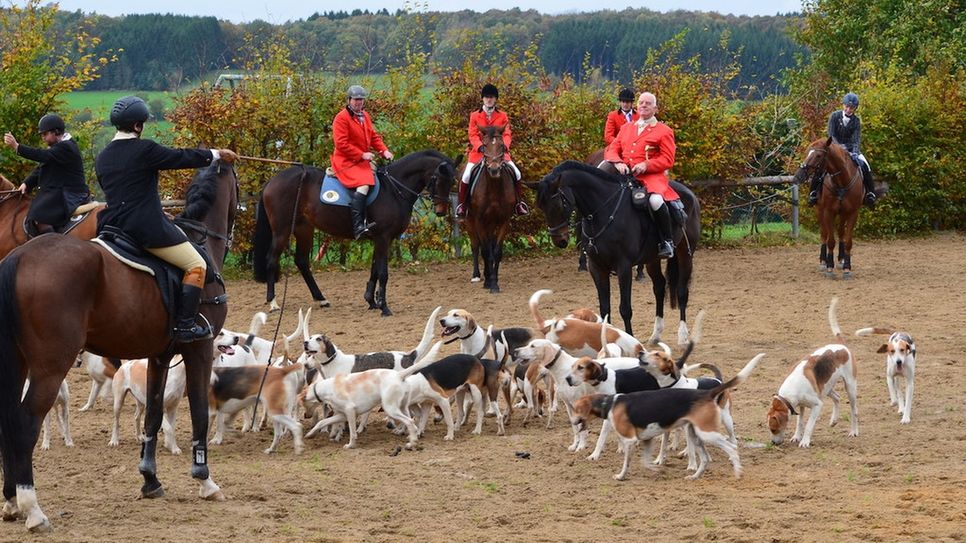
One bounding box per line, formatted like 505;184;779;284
23;203;100;239
319;169;381;207
631;186;688;225
91;225;225;333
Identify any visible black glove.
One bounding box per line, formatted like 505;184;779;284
478;145;485;153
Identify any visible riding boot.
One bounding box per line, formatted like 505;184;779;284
173;266;211;343
653;203;675;260
513;180;529;215
456;181;469;218
350;190;375;240
807;175;822;206
861;166;877;208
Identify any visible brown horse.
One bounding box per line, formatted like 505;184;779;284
0;162;237;532
794;137;864;278
0;176;103;259
252;150;456;315
465;125;516;293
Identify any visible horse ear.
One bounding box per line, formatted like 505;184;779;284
825;136;833;147
523;181;539;190
452;154;464;169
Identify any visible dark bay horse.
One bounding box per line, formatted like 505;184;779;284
252;150;457;315
465;125;516;293
0;162;237;532
0;176;103;259
528;160;701;344
794;137;864;278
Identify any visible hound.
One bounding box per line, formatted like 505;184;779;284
23;378;72;451
109;357;186;455
767;298;859;448
300;342;444;450
75;351;122;411
571;352;764;481
856;327;916;424
529;289;643;358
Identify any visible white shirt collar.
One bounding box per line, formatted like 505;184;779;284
112;131;139;141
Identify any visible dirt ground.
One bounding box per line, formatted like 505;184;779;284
15;232;966;542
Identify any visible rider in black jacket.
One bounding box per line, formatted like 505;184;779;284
95;96;238;342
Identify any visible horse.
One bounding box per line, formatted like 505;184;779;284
464;125;516;293
527;160;701;344
0;176;103;259
584;148;646;282
0;161;237;532
794;137;864;278
252;150;457;316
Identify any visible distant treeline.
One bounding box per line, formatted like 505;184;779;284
51;8;805;93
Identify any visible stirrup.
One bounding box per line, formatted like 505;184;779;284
353;223;374;240
807;191;818;206
863;192;877;207
174;322;213;343
455;203;466;217
515;202;529;215
657;240;674;259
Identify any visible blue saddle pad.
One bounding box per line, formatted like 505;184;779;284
320;175;380;207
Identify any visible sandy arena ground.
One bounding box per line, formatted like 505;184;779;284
13;232;966;542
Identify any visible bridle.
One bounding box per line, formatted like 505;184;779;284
380;159;451;208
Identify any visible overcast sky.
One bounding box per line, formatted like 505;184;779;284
51;0;804;24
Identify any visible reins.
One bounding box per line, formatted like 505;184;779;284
578;181;628;254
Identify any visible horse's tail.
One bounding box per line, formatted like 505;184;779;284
666;256;680;310
252;192;272;283
0;252;25;455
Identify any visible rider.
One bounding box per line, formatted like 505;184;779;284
604;91;679;259
331;84;394;240
2;114;89;234
456;83;528;218
812;92;876;207
604;88;638;146
95;95;238;343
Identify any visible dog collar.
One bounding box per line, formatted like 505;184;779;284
458;323;478;340
545;347;563;369
309;384;322;403
319;350;338;365
776;394;798;416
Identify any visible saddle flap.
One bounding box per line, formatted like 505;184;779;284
319;174;380;207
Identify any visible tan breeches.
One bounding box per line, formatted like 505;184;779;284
147;242;207;287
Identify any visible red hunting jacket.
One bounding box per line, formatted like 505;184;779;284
604;120;679;201
603;108;638;146
467;108;512;163
330;107;389;188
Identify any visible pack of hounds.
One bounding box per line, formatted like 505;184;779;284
41;290;917;481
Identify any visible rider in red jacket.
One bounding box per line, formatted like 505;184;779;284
603;88;638;146
456;84;527;218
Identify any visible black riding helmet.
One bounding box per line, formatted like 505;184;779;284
110;95;150;130
481;84;499;99
38;114;66;134
618;88;635;102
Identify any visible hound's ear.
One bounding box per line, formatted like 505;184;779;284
876;344;888;353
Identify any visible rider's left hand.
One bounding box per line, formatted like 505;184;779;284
382;150;394;160
632;162;648;175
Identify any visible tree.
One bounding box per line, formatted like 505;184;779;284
0;0;114;179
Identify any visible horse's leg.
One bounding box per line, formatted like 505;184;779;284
14;369;70;532
636;263;646;282
491;237;504;294
646;259;667;344
293;224;329;308
842;214;858;279
471;236;482;283
587;260;612;331
373;238;393;316
837;239;846;269
139;356;171;499
364;254;379;310
616;263;634;335
265;230;287;312
181;345;224;500
673;254;693;345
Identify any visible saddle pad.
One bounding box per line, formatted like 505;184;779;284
319;175;380;207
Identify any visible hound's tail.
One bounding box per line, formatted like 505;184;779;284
681;363;724;381
828;297;845;342
0;253;25;458
529;289;553;334
246;311;268;347
855;327;895;337
412;306;443;363
401;341;444;379
707;353;765;402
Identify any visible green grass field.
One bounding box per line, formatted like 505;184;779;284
60;91;179;116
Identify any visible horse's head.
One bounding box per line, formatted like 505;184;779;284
0;174;15;191
794;137;832;186
428;155;459;216
178;160;239;269
478;124;507;177
526;169;573;248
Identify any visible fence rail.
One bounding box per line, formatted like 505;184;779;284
690;175;802;237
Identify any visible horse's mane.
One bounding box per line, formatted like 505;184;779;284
392;149;452;168
179;162;221;221
543;160;626;185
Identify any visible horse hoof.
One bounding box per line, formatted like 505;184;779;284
490;287;501;294
26;517;52;533
470;277;481;283
381;309;393;317
203;490;226;502
140;484;165;499
824;270;835;279
843;271;853;280
577;265;587;272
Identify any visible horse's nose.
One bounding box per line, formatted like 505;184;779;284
553;238;568;249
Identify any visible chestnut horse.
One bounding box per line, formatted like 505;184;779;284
0;176;102;259
794;137;864;278
252;150;456;315
528;161;701;344
0;162;237;532
465;125;516;293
